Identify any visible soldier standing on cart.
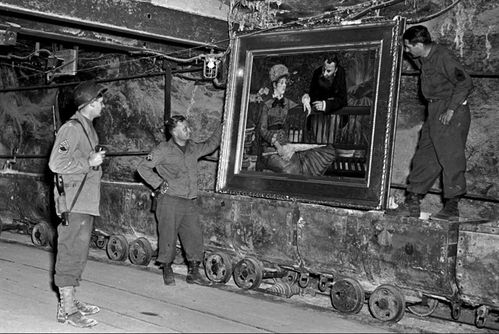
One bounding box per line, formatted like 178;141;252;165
390;25;473;221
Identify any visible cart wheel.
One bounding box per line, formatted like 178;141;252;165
407;297;439;317
204;251;233;284
106;234;129;262
298;272;310;288
318;275;331;292
451;301;461;320
95;236;108;249
330;277;365;314
233;257;263;290
368;284;406;322
128;237;153;266
31;222;52;247
282;270;299;285
46;224;56;249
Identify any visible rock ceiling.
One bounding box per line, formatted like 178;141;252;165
225;0;452;26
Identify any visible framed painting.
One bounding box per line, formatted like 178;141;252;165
217;18;406;210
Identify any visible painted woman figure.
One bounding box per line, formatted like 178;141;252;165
257;64;336;176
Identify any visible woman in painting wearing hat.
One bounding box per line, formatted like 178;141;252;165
257;64;336;175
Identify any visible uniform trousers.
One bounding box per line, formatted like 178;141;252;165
155;195;203;265
407;100;470;199
54;213;94;287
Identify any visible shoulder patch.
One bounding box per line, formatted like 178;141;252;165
58;139;70;153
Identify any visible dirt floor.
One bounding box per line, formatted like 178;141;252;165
0;230;497;333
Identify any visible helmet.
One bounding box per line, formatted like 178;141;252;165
269;64;289;83
73;80;107;108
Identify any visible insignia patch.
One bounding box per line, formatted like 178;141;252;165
58;139;70;154
146;153;153;161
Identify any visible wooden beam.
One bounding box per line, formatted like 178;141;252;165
0;0;229;52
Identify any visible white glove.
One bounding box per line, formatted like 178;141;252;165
301;94;312;116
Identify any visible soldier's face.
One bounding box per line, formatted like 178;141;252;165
89;96;105;118
173;121;192;141
322;61;337;78
404;40;424;58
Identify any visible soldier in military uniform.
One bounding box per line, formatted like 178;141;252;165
137;115;221;287
48;80;107;327
392;25;474;221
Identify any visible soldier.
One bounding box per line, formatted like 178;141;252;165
48;80;108;327
137;115;221;287
391;25;473;221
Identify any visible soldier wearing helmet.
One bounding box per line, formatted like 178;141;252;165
48;80;108;328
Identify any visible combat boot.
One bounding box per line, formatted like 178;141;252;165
186;261;212;286
162;263;176;286
73;287;100;315
432;197;460;221
57;288;100;322
386;192;422;218
57;286;98;328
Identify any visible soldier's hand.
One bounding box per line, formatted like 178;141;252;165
439;109;454;125
158;180;169;194
88;150;105;167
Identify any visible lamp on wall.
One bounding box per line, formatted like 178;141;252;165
202;49;220;79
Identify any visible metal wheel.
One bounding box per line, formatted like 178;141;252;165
298;272;310;288
95;236;108;249
318;275;331;292
128;237;153;266
330;278;365;314
204;251;233;284
106;234;129;262
31;221;54;248
407;297;439;317
368;284;406;322
282;270;298;285
233;257;263;290
451;302;461;320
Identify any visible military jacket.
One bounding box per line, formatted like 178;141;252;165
137;123;222;200
417;44;473;111
48;112;102;216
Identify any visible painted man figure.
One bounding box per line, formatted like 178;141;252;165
392;25;473;221
49;80;108;327
302;55;348;115
137;115;221;286
301;56;349;142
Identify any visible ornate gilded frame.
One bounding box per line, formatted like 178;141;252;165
217;18;405;210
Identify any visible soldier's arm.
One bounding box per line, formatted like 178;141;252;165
49;122;91;175
195;122;223;158
137;146;164;189
442;50;473;111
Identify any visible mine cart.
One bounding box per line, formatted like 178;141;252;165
455;219;499;328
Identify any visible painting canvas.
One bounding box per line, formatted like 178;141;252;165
217;18;406;210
